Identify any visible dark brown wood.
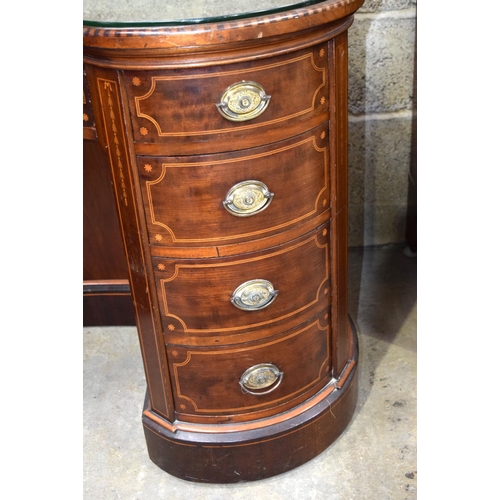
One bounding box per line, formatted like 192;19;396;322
155;224;330;346
83;68;96;133
85;64;175;421
82;1;363;52
83;0;363;482
137;124;330;250
83;280;135;326
167;312;331;424
330;31;350;378
83;139;129;281
122;45;329;155
143;319;358;483
83;126;135;325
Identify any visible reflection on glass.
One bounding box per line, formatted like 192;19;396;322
83;0;326;26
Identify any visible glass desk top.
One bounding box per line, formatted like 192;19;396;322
83;0;326;27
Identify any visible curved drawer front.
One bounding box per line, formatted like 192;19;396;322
124;43;328;155
154;223;331;343
167;314;331;422
138;125;329;249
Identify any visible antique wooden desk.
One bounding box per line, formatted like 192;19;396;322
83;0;364;483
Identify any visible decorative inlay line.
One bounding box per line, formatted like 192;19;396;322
159;230;330;333
134;52;325;137
171;319;330;413
145;134;328;243
99;79;128;206
96;76;172;419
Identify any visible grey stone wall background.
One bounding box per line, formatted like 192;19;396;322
348;0;417;246
84;0;417;247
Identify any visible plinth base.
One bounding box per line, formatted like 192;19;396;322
142;319;358;483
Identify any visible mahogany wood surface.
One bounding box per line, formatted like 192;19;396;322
167;312;331;424
83;131;135;325
122;45;329;155
83;67;136;326
330;32;350;378
83;0;363;482
83;280;136;326
137;124;330;250
83;139;129;281
155;224;330;345
83;0;363;52
143;319;358;483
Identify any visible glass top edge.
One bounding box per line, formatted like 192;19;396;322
83;1;326;29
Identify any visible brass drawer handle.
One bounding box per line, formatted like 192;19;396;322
223;180;274;217
216;81;271;122
239;363;283;395
231;279;278;311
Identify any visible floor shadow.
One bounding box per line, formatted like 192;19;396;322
348;244;417;408
346;13;418;409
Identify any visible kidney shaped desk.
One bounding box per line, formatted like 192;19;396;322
83;0;364;483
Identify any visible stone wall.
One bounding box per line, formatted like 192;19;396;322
348;0;417;246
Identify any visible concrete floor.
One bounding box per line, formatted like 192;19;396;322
83;243;417;499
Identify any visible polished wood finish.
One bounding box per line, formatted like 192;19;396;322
83;92;135;325
122;45;328;155
137;124;330;250
143;319;358;483
83;280;135;326
167;312;332;423
84;0;363;482
83;139;129;281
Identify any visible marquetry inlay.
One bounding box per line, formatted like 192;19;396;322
98;79;129;207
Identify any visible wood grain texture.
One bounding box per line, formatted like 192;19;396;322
83;280;135;326
83;139;129;281
123;46;328;154
168;313;331;423
86;64;175;420
83;0;363;481
329;32;350;378
138;124;329;251
83;135;136;325
142;318;358;483
154;224;330;344
83;0;363;52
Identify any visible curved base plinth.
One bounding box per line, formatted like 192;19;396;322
143;320;358;483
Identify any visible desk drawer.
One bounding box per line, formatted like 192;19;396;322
167;313;331;422
154;223;331;344
138;124;329;250
124;43;329;155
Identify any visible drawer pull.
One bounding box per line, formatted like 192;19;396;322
223;180;274;217
216;81;271;122
231;279;278;311
239;363;283;395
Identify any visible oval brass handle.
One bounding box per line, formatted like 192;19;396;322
239;363;283;395
223;180;274;217
216;81;271;122
231;279;278;311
